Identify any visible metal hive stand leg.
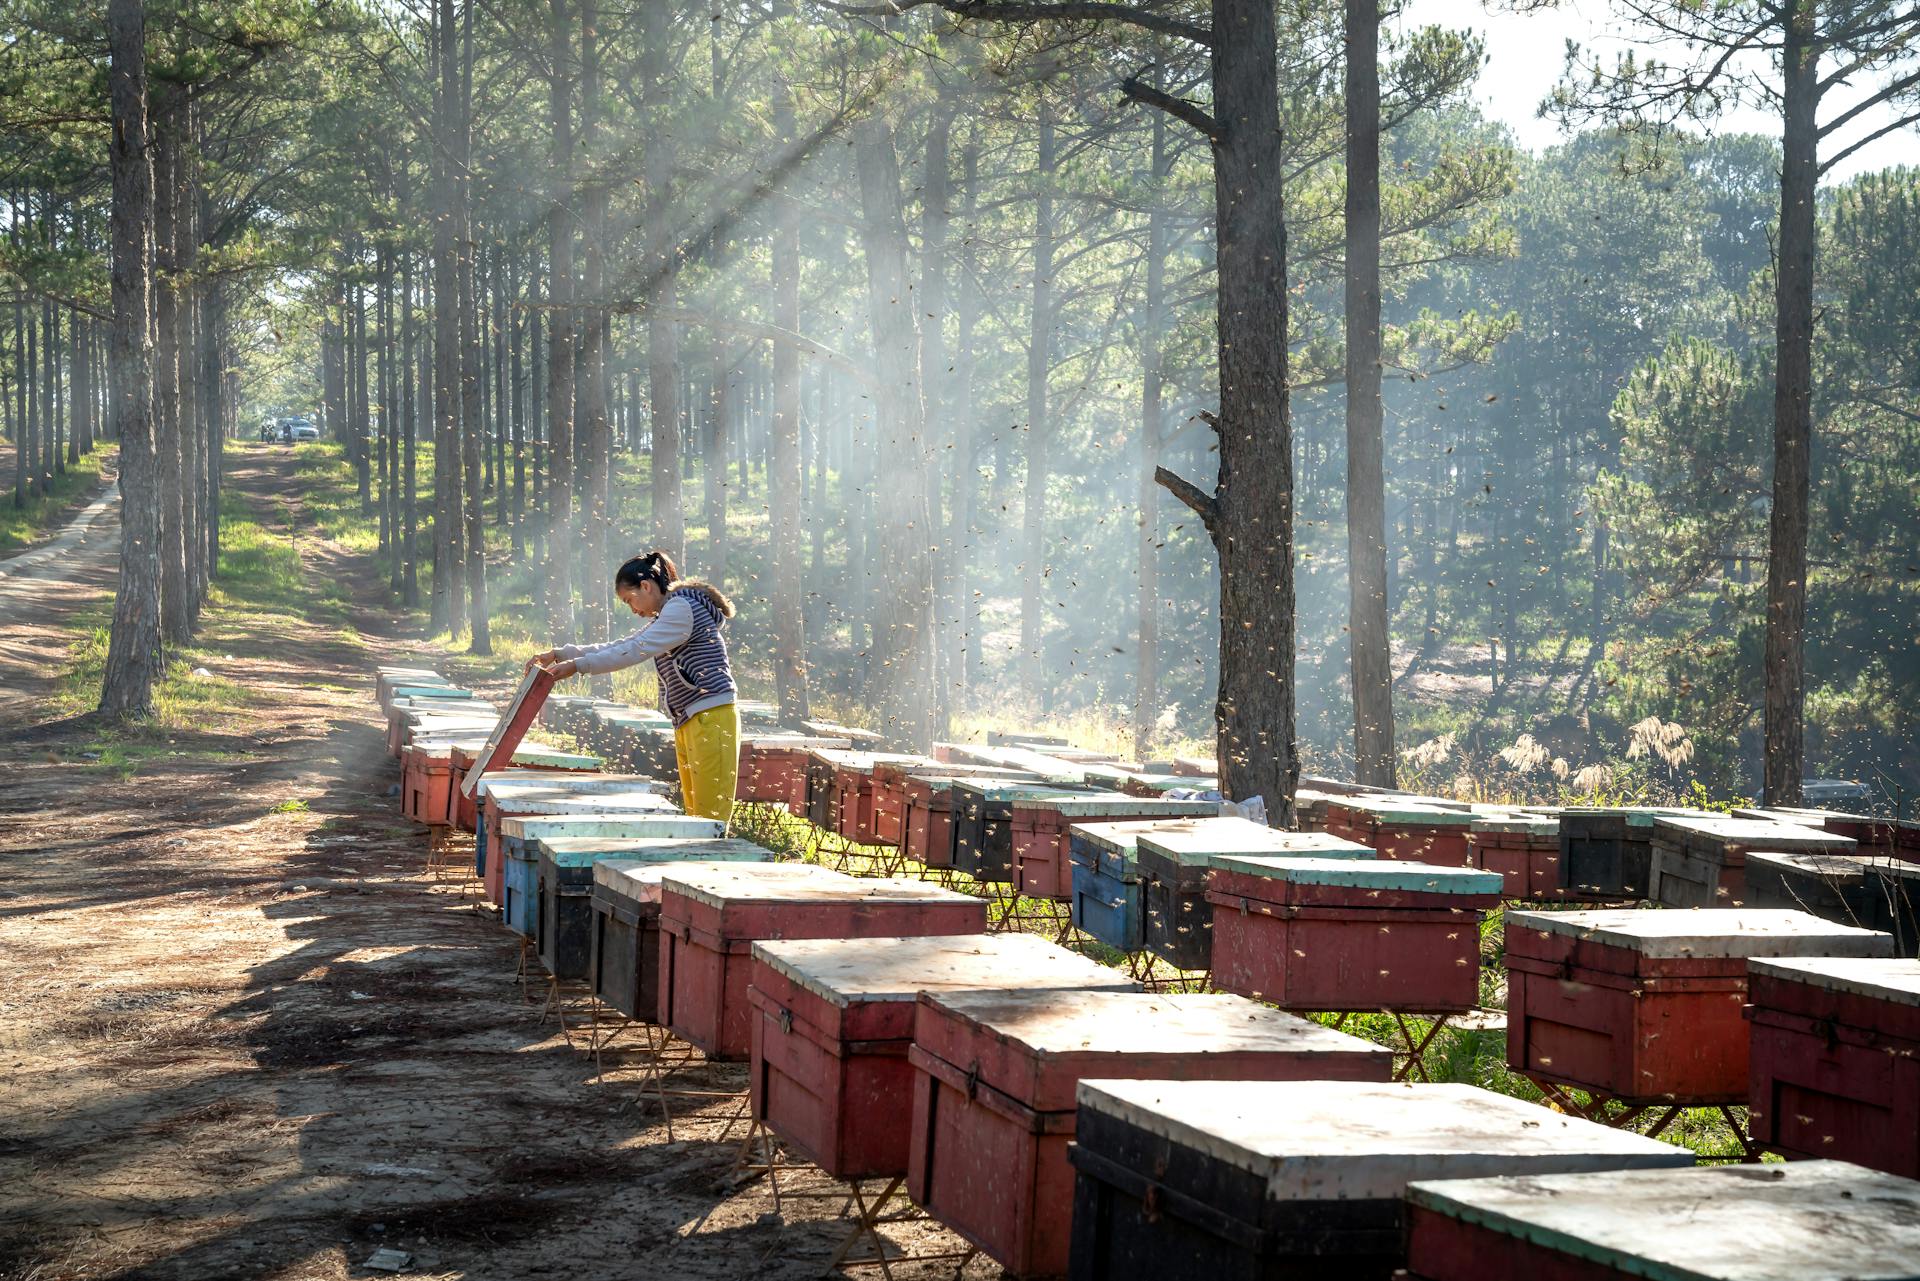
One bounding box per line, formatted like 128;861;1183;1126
823;1178;978;1280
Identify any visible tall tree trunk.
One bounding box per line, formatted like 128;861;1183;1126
856;122;935;748
703;354;729;580
1344;0;1395;785
1020;101;1055;709
177;112;204;620
431;0;463;635
642;0;683;559
101;0;163;719
403;251;421;606
920;101;953;739
69;308;88;463
1135;105;1168;758
545;0;577;641
201;280;224;578
576;0;611;656
1763;1;1818;808
379;246;398;583
509;251;527;561
949;130;980;698
458;0;490;652
770;219;808;721
1157;0;1299;821
152;99;190;646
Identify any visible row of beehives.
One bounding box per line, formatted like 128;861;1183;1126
377;667;1920;1280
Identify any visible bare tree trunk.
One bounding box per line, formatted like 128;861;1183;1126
1020;101;1055;709
703;356;729;580
1344;0;1395;786
920;101;953;739
101;0;163;719
1134;106;1168;757
431;0;463;635
177;111;204;621
545;0;577;640
856;122;936;748
402;250;420;606
152;98;190;646
457;0;490;652
1763;3;1818;809
770;206;808;719
1156;0;1299;821
509;250;527;562
576;0;610;657
642;0;683;560
948;129;980;701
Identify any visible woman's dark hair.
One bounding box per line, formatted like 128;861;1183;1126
615;550;679;593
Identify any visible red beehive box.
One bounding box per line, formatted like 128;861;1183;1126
1404;1161;1920;1281
906;988;1394;1279
738;734;850;809
1504;908;1893;1104
901;768;1045;868
811;750;926;845
1747;956;1920;1178
452;746;600;830
400;741;462;826
865;756;939;849
748;934;1135;1180
1469;809;1571;900
657;865;986;1061
1207;856;1500;1013
1324;796;1476;867
1647;814;1856;908
1009;795;1221;901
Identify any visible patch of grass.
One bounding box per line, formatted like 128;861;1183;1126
269;799;310;814
51;621;256;730
0;445;115;552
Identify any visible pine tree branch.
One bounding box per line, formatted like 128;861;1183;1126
1154;465;1220;531
1820;107;1920;173
810;0;1213;46
1120;75;1222;140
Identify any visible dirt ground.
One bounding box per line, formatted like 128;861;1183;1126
0;451;989;1281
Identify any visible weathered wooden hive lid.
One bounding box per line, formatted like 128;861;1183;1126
1404;1160;1920;1280
920;989;1384;1059
1748;956;1920;1007
750;934;1138;1007
1732;805;1869;827
598;856;809;902
500;814;724;841
1505;908;1895;959
1075;1079;1690;1198
741;733;852;750
1212;855;1498;895
952;779;1098;801
660;862;976;909
1744;849;1875;880
799;719;885;743
1138;820;1375;866
475;773;670;800
1333;795;1475;824
543;835;770;868
490;792;680;817
1469;808;1560;835
1011;792;1215;818
1651;814;1857;852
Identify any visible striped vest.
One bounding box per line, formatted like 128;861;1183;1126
655;587;736;726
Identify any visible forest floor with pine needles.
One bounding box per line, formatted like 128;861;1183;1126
0;444;991;1281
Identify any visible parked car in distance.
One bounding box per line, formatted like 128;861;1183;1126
281;416;319;442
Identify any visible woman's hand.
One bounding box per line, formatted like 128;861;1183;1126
525;648;560;672
549;659;578;680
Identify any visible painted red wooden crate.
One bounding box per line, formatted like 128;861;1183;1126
1403;1160;1920;1281
1136;822;1377;972
1067;1079;1690;1281
738;735;849;809
1008;795;1220;901
400;743;459;826
747;934;1135;1181
1207;856;1500;1013
1323;796;1475;867
1747;956;1920;1178
657;865;986;1061
1647;814;1857;909
905;988;1393;1280
866;757;938;850
1504;908;1893;1105
1469;810;1573;900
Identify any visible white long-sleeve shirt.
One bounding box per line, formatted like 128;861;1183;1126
557;595;693;675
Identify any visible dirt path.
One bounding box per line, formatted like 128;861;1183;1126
0;448;979;1281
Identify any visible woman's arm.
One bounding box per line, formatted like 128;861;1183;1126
566;596;694;676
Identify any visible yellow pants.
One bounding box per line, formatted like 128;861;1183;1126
674;702;740;828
